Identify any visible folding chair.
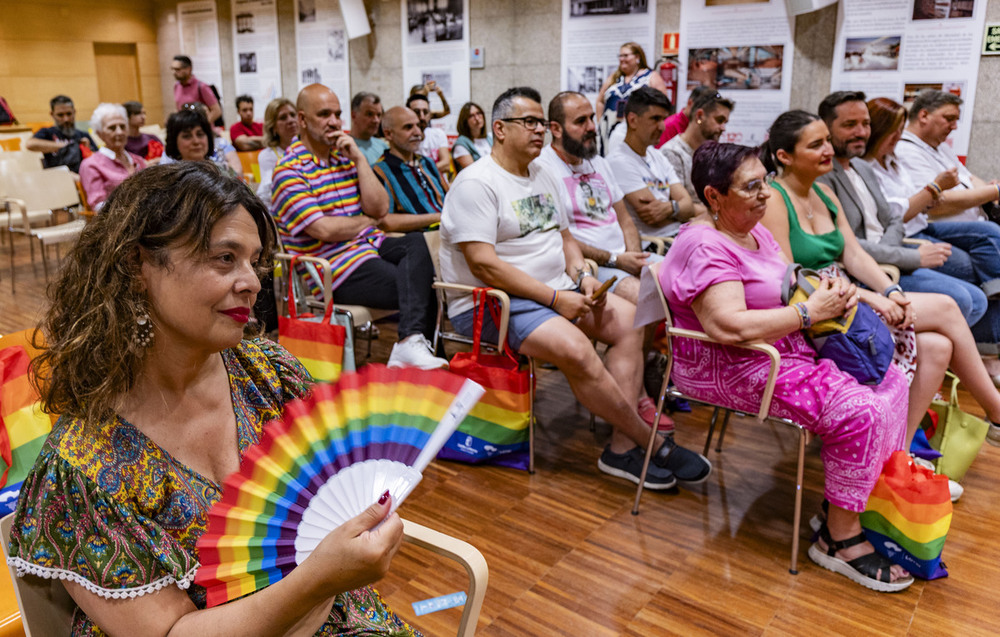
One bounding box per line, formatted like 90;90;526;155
0;514;488;637
1;168;86;291
634;261;811;574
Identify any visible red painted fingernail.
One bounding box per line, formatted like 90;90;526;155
378;490;390;505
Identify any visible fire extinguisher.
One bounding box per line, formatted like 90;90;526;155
659;57;679;110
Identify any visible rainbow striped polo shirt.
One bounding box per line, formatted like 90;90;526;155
271;139;385;292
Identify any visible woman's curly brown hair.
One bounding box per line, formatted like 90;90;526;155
31;162;275;425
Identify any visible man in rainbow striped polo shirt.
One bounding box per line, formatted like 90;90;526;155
272;84;448;370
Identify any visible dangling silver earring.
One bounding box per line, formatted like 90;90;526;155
135;312;154;348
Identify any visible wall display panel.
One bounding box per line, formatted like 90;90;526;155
232;0;284;119
678;0;795;146
830;0;987;158
560;0;657;111
295;0;351;121
400;0;471;134
178;1;225;106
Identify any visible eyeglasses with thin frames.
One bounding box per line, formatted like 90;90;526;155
733;172;776;197
501;116;548;130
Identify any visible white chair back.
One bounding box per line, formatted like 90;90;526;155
2;168;81;212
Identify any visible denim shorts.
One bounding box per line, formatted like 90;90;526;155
449;297;561;350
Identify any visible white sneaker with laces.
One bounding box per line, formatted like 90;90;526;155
912;455;964;502
387;334;449;370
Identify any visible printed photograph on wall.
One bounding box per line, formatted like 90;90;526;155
705;0;768;5
844;36;901;71
236;12;255;33
407;0;464;44
421;70;453;94
903;81;965;106
298;0;316;22
912;0;975;20
239;52;257;73
567;65;606;93
687;46;783;90
569;0;649;18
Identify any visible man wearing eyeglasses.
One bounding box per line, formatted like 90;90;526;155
171;55;222;125
440;86;712;490
608;86;696;242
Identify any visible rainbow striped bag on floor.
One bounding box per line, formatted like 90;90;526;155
278;257;347;382
860;450;951;579
438;289;531;470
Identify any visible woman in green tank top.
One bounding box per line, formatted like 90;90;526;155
759;108;1000;577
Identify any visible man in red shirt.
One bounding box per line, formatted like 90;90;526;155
171;55;222;125
230;95;265;151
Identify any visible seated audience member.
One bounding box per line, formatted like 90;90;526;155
371;106;447;232
656;85;716;148
662;141;912;592
25;94;97;174
122;100;163;163
818;91;1000;380
760;110;1000;460
230;94;265;151
171;54;222;125
79;103;146;210
608;86;696;242
256;97;299;205
409;80;451;120
350;92;389;166
452;101;491;172
660;91;734;218
894;89;1000;223
440;86;711;489
162;106;243;177
272;84;447;370
407;94;451;176
8;161;415;635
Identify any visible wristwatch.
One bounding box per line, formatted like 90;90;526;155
883;284;905;298
671;200;680;217
606;251;619;268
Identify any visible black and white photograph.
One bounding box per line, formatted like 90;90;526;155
844;36;901;71
298;0;316;23
566;65;606;93
327;29;345;62
569;0;649;17
301;67;321;84
406;0;464;45
913;0;975;20
236;12;255;34
239;52;257;73
420;71;452;95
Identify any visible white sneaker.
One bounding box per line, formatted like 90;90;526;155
912;456;964;502
387;334;449;370
987;421;1000;447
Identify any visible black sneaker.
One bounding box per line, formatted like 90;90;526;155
643;352;668;399
653;435;712;484
597;446;677;490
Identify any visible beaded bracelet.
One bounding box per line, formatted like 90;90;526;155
924;182;941;199
794;302;811;329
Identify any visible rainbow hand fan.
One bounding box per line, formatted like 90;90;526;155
194;364;484;607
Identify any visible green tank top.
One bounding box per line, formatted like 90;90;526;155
772;181;844;269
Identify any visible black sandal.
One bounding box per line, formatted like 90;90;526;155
807;522;914;593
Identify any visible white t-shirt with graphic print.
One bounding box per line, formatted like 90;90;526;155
534;145;627;255
441;155;574;317
608;141;682;238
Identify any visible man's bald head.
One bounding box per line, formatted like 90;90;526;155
382;106;424;159
296;83;344;151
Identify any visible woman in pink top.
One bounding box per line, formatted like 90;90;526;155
80;103;146;210
659;142;912;593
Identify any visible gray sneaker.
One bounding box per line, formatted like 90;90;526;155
597;445;677;490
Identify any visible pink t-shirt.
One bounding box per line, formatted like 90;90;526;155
657;111;688;148
659;223;788;330
173;76;218;111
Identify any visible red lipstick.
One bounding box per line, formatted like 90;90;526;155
221;307;251;323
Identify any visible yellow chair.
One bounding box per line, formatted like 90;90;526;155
635;261;810;574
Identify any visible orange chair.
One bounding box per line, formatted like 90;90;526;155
237;150;261;185
0;139;20;152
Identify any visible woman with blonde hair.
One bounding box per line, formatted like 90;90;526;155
257;97;299;204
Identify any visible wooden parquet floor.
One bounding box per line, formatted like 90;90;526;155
2;239;999;636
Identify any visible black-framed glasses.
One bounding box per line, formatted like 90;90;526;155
501;116;548;130
734;172;776;197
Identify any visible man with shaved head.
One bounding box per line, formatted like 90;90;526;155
370;106;448;233
272;84;447;369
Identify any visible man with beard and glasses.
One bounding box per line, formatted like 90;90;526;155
661;91;734;218
817;90;1000;392
440;86;711;489
371;106;447;232
271;84;447;370
608;87;696;243
26;95;97;174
